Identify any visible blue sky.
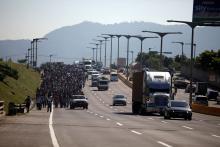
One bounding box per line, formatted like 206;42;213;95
0;0;193;40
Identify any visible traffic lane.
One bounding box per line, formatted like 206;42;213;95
52;105;160;147
0;108;52;147
85;85;220;147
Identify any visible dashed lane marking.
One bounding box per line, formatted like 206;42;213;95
114;109;118;111
182;126;193;130
99;115;104;118
211;134;220;138
131;130;142;135
161;121;168;124
157;141;172;147
116;122;123;126
106;118;111;121
105;104;109;106
95;113;98;116
148;118;154;120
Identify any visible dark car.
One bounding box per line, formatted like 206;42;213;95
112;95;127;106
174;80;189;89
164;100;192;120
70;95;88;109
207;90;219;101
192;95;208;106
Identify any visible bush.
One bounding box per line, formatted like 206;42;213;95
0;64;19;80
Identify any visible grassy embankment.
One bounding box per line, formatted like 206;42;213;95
0;61;41;112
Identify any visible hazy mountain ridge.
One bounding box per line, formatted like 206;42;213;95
0;21;220;65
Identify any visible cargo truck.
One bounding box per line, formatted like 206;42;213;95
97;76;109;90
132;71;171;115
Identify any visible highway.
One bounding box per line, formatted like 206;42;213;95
0;79;220;147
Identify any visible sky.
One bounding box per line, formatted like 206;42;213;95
0;0;194;40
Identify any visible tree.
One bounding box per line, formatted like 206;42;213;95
17;59;27;64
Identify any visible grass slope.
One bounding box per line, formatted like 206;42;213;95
0;61;41;111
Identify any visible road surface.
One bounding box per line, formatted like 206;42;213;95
0;79;220;147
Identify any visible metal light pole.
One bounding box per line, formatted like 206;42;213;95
87;47;96;61
93;39;104;62
49;54;53;63
114;35;122;67
185;43;196;59
31;41;34;67
142;30;182;69
90;43;99;62
33;38;47;67
167;20;198;106
172;41;184;59
130;50;134;63
121;35;132;80
132;36;158;68
27;48;31;68
97;36;110;67
102;34;115;70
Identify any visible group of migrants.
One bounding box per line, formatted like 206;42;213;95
35;62;86;112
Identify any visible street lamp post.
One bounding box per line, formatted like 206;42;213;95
27;48;31;68
142;30;182;69
115;35;122;67
31;41;34;67
185;43;196;59
121;35;132;80
132;36;158;68
172;41;184;59
167;20;199;106
33;38;47;67
87;47;96;61
97;36;110;67
130;50;134;63
93;39;105;63
102;34;115;70
90;43;99;62
49;54;53;63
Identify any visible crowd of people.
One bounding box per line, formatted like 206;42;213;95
35;62;86;112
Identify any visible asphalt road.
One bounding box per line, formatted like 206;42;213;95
0;79;220;147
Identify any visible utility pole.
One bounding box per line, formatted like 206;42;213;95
97;36;110;67
90;43;99;62
33;38;47;67
87;47;96;61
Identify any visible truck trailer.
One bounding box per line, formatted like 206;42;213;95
132;71;171;115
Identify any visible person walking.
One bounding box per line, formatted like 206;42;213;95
25;96;31;113
47;96;53;112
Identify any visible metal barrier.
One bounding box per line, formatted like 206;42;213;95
0;101;4;115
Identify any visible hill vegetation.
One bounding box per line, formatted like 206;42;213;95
0;61;41;112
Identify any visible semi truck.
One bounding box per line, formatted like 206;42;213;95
132;71;171;115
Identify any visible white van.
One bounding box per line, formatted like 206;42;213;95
110;72;118;81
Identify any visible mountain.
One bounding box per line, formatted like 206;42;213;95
0;21;220;65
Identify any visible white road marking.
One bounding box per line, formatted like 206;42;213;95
102;101;105;104
161;121;168;124
105;104;109;106
116;122;123;126
95;113;98;116
99;115;104;118
131;130;142;135
182;126;193;130
110;107;113;109
157;141;172;147
148;118;154;120
90;112;93;114
49;106;60;147
99;98;102;101
106;118;111;121
94;93;96;95
120;110;124;112
212;134;220;138
114;109;118;111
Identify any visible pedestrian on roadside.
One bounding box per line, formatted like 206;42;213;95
25;96;31;113
47;96;53;112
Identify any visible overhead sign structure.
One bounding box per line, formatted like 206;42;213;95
193;0;220;22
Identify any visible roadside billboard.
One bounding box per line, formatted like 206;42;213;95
193;0;220;22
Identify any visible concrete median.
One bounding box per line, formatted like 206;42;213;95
192;103;220;116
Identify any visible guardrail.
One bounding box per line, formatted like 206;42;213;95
117;72;220;117
0;101;4;115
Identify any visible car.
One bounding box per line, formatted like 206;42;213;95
174;79;189;89
192;95;208;106
70;95;88;109
112;95;127;106
164;100;192;120
207;90;219;101
103;67;110;74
